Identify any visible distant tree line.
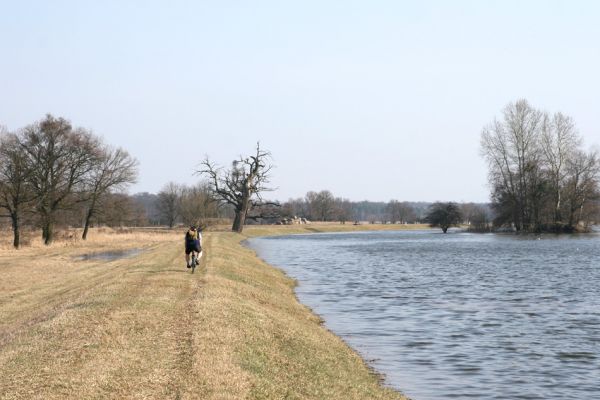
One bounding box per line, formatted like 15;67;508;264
277;190;491;228
0;115;138;248
481;100;600;232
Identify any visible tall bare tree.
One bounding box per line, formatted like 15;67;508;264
198;143;273;233
0;131;34;248
81;146;138;239
18;115;99;244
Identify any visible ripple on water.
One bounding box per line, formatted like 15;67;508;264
249;231;600;400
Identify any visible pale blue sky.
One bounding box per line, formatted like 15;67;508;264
1;1;599;202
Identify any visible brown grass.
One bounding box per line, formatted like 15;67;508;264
0;226;410;399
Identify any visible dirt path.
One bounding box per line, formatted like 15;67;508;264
0;237;209;399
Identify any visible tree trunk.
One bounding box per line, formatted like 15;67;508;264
82;208;93;240
11;211;20;249
232;195;250;233
43;219;55;245
82;194;101;240
554;190;562;223
232;208;247;233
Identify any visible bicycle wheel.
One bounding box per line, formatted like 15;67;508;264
191;253;196;273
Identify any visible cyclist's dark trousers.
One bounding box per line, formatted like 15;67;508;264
185;242;200;255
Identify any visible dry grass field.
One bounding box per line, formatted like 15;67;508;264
0;225;412;399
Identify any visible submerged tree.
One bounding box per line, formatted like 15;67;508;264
198;143;273;233
425;202;462;233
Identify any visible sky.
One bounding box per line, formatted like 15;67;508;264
1;0;599;203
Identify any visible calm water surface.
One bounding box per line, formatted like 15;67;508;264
249;230;600;400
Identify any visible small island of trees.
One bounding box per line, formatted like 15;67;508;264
481;99;599;233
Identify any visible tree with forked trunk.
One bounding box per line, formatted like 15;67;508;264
198;143;273;233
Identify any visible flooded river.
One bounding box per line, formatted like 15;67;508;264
249;230;600;400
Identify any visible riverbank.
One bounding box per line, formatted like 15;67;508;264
0;225;415;399
243;222;429;237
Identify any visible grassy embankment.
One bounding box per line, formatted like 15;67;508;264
0;225;420;399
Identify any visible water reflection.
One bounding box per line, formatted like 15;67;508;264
249;231;600;400
76;248;143;261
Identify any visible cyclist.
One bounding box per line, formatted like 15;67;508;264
185;225;202;268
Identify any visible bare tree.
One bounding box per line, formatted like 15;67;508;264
157;182;182;228
18;115;99;244
198;143;273;233
0;132;34;248
81;146;138;239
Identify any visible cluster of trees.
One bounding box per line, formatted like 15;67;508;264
481;100;600;232
0;115;138;248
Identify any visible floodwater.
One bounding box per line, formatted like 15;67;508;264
76;248;143;261
248;230;600;400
